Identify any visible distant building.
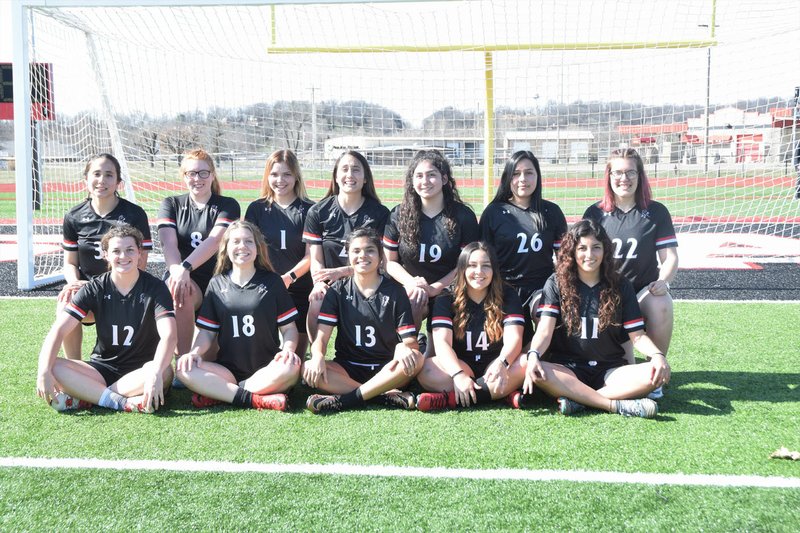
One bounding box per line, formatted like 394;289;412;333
324;136;484;165
503;130;596;164
618;107;798;164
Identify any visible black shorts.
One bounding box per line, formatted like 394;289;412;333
553;359;626;390
87;360;127;386
463;357;490;379
218;359;271;384
288;289;310;335
334;358;386;384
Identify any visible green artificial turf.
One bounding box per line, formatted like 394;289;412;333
1;299;798;531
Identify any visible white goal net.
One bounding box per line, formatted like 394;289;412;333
8;0;800;288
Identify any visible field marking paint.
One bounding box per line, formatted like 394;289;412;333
2;457;799;489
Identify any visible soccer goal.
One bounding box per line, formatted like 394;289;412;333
9;0;800;289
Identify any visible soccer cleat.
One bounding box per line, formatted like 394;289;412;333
306;394;343;414
505;390;523;409
557;396;587;416
416;390;457;412
615;398;658;418
191;393;225;409
124;400;155;414
251;393;288;412
50;392;92;412
381;390;416;410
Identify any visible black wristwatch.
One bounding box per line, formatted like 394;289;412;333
181;260;193;272
289;271;298;283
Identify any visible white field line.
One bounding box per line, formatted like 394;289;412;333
2;457;799;489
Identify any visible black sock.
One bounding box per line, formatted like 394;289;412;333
338;388;364;409
232;387;253;408
474;387;492;405
517;393;534;408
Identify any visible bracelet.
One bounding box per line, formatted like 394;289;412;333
526;349;541;361
450;369;464;379
652;352;665;358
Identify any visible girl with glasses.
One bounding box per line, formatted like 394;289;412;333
583;148;678;373
157;148;241;370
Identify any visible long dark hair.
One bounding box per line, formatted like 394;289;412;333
491;150;545;228
323;150;380;202
397;149;464;263
556;219;621;336
450;241;505;343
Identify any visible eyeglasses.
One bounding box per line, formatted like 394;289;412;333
610;170;638;180
184;170;212;179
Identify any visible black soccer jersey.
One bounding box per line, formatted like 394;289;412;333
157;193;241;289
245;197;314;294
62;198;153;279
302;195;389;268
318;275;416;365
383;202;479;283
479;200;567;291
66;271;174;371
431;286;525;369
196;269;298;380
583;201;677;292
536;274;644;364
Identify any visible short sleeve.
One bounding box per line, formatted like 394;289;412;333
620;279;645;334
382;207;401;252
536;276;561;319
302;204;323;245
214;197;241;228
317;282;340;327
156;197;178;231
430;291;455;330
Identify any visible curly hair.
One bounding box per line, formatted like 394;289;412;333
396;149;463;264
213;220;274;276
490;150;546;228
555;219;622;336
100;223;143;252
450;242;505;343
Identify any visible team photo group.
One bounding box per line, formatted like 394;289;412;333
35;145;676;419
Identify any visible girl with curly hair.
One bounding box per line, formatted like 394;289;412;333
383;149;479;348
415;241;526;411
583;148;678;364
518;219;670;418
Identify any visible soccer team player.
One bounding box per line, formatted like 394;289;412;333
39;147;675;418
